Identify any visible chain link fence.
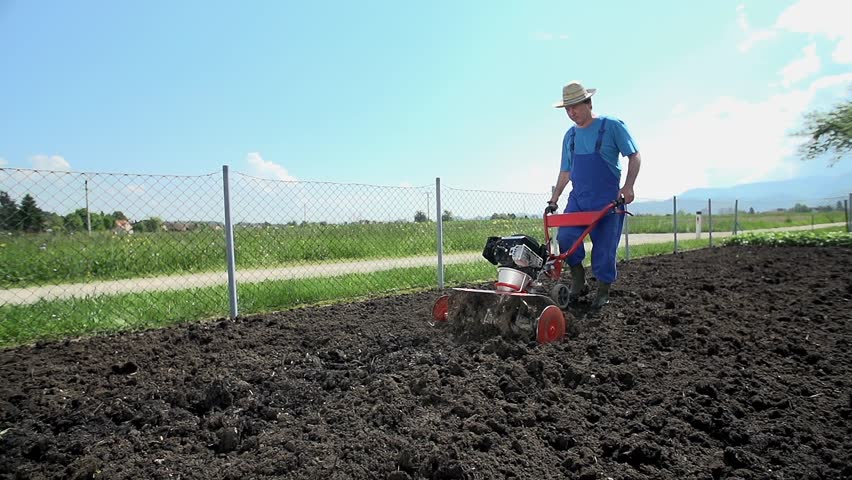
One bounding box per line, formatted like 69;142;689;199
227;172;440;314
1;166;850;346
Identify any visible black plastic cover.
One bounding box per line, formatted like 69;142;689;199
482;234;546;267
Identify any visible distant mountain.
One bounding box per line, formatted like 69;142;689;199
630;172;852;215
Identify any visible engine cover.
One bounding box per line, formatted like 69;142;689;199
482;234;548;276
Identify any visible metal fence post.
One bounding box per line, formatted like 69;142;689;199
847;194;851;233
733;199;739;235
84;177;92;234
222;165;238;318
673;196;678;253
708;199;713;247
435;177;444;289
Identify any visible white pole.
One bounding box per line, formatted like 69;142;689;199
223;165;238;318
549;185;559;254
435;178;444;289
695;211;702;239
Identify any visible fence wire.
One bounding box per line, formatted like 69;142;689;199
1;166;849;347
0;168;224;344
439;186;550;286
228;173;437;310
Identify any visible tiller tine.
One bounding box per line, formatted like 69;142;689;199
431;288;567;344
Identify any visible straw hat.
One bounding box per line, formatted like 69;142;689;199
554;81;596;108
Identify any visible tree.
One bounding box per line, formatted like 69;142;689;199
796;99;852;164
441;210;454;222
44;212;65;232
64;213;84;231
790;203;810;213
135;216;164;232
0;191;18;231
414;211;428;223
18;194;45;232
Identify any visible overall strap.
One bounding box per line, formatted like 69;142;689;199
568;127;576;154
594;118;608;152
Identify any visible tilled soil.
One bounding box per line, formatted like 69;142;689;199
1;246;851;480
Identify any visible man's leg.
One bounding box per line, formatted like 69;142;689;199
557;224;586;267
556;196;589;299
556;195;588;267
588;212;624;306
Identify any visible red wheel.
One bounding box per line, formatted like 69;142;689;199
432;295;450;323
536;305;565;344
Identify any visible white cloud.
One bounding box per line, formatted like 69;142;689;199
809;71;852;90
30;155;70;171
532;32;569;41
736;4;777;52
637;72;852;199
833;38;852;63
245;152;297;181
776;0;852;63
776;0;851;41
780;43;822;87
740;0;852;63
670;102;688;116
738;30;778;53
736;4;749;31
0;157;6;167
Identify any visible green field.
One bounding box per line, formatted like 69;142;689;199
2;227;849;347
1;210;845;288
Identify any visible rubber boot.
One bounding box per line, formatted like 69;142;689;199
568;263;588;301
592;282;611;308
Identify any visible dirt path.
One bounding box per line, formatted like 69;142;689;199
0;223;844;305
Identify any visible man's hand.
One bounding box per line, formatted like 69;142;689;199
545;201;559;214
619;186;635;204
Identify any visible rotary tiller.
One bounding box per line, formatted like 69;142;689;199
431;199;629;344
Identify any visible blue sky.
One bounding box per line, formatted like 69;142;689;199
1;0;851;201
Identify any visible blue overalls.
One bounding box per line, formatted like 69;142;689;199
556;118;624;284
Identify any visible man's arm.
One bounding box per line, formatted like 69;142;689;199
549;171;571;205
619;152;641;204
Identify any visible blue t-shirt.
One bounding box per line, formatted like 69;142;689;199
560;116;638;179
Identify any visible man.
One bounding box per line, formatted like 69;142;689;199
546;80;642;308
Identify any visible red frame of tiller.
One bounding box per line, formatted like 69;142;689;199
542;200;631;280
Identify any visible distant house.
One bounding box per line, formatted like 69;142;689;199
114;219;133;234
165;222;190;232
